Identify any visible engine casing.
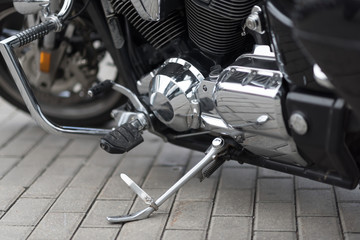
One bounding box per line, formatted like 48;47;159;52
149;58;204;132
146;46;307;167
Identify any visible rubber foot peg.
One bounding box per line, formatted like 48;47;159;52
100;123;144;154
88;80;114;97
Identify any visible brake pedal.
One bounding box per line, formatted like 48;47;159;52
100;121;144;154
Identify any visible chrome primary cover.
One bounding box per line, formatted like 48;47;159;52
149;58;204;132
214;46;307;166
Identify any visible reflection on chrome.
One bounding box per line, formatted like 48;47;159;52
130;0;161;21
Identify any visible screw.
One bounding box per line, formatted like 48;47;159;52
202;85;208;92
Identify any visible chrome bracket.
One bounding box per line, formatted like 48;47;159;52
107;137;227;223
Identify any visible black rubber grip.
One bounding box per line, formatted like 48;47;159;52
88;80;114;97
100;123;144;154
15;21;56;47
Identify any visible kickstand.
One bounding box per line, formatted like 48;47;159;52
107;137;227;223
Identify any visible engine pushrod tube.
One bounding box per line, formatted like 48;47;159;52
0;0;111;138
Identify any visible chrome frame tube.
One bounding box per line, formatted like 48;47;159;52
57;0;73;21
0;0;111;138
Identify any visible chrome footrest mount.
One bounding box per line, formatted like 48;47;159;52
107;137;227;223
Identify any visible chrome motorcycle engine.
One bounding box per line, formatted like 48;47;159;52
111;0;307;166
145;46;307;166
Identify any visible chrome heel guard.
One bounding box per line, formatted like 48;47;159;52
107;137;227;223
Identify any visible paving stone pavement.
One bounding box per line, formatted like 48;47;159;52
1;97;360;240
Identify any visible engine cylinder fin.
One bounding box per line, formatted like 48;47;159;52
186;0;256;56
209;0;257;20
110;0;186;49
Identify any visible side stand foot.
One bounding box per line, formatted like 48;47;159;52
107;137;227;223
107;207;154;223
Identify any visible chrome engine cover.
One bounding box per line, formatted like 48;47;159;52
149;58;204;132
144;46;307;166
212;46;307;166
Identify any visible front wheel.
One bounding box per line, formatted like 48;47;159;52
0;3;125;126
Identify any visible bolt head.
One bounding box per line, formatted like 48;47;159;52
246;15;259;30
289;113;308;135
212;138;224;148
257;115;269;124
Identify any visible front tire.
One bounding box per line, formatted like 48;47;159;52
0;3;125;126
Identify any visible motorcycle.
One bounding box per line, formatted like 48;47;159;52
0;0;359;223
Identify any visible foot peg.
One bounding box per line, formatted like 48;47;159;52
88;80;114;97
100;121;144;154
107;137;227;223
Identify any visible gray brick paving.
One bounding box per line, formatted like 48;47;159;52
0;157;20;179
28;212;85;240
257;178;294;202
73;227;119;240
162;230;206;240
0;124;45;157
0;198;53;226
143;166;184;189
60;139;98;157
345;233;360;240
255;202;296;231
213;189;254;216
253;231;297;240
154;143;191;166
219;167;257;190
339;202;360;233
23;157;86;198
0;185;25;211
0;111;31;148
335;187;360;202
166;201;213;230
68;165;113;189
298;217;342;240
296;189;337;216
177;177;218;201
208;216;252;240
50;187;99;213
0;226;33;240
1;98;360;239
